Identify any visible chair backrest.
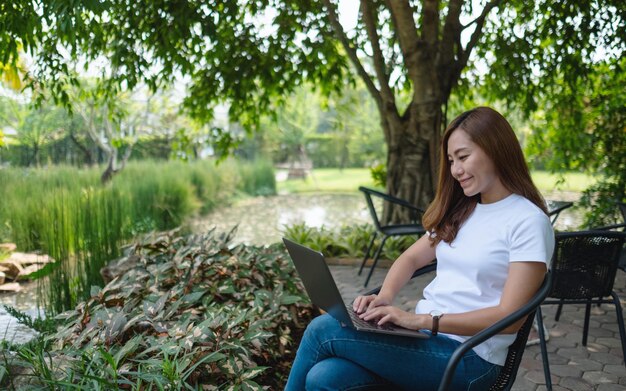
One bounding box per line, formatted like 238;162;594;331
546;200;573;226
488;311;537;390
550;231;626;300
358;186;424;230
438;271;552;391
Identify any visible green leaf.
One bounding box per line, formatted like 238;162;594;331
181;291;205;303
279;295;302;305
21;260;60;280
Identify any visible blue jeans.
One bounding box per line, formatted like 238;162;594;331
285;314;501;391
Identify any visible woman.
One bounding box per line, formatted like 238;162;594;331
285;107;555;390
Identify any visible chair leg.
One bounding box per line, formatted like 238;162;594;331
536;307;552;391
610;291;626;366
582;301;592;346
364;235;389;288
358;233;377;276
555;300;564;321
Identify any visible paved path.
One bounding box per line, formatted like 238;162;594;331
329;264;626;390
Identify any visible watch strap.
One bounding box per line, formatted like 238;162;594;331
431;313;442;336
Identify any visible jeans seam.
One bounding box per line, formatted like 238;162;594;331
466;362;500;391
341;383;388;391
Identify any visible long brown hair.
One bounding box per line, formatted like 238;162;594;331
422;107;548;245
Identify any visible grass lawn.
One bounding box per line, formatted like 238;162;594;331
277;168;376;193
530;171;596;193
277;168;596;194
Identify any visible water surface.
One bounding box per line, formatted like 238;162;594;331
191;191;584;245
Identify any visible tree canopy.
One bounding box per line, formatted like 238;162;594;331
1;0;625;221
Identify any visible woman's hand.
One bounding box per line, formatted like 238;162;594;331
360;305;427;330
352;294;391;314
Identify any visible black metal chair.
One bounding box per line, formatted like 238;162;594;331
535;231;626;391
531;200;573;340
546;200;574;226
358;186;426;287
593;223;626;271
366;265;552;391
599;201;626;271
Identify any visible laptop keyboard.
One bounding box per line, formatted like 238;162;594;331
349;309;394;331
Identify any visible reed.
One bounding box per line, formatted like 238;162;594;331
0;159;275;314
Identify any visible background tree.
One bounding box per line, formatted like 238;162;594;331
1;0;624;220
0;97;66;166
274;87;319;173
16;105;66;166
312;79;387;170
68;83;142;182
243;81;385;170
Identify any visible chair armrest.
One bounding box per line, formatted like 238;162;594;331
358;186;426;214
591;223;626;231
363;261;437;296
547;201;574;216
437;271;552;391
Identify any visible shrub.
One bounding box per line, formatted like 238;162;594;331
1;229;314;390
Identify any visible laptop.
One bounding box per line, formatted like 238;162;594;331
283;238;429;338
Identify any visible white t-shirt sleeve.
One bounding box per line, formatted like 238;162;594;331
509;212;554;263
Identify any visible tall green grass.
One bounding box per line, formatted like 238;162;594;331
0;159;276;314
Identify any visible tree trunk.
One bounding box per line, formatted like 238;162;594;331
100;157;116;184
28;143;40;167
382;101;442;224
100;145;133;184
324;0;489;225
69;132;93;165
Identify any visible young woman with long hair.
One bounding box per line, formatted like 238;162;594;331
285;107;554;390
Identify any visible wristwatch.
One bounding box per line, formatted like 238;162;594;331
429;310;444;336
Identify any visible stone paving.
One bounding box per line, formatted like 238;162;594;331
329;264;626;390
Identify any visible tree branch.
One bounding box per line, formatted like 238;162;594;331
421;0;440;46
386;0;421;74
102;105;117;145
360;1;394;101
75;101;111;155
322;0;382;107
439;0;463;66
118;143;133;171
69;130;93;164
458;0;504;70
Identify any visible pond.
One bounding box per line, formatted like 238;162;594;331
190;190;585;245
1;190;585;343
189;193;373;244
0;281;42;344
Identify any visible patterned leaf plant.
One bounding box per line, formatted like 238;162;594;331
6;229;315;389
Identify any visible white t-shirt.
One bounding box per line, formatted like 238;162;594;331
415;193;555;366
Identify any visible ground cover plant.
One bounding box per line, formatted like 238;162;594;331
1;228;314;390
283;222;415;262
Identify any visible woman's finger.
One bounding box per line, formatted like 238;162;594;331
378;313;392;326
353;294;374;313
